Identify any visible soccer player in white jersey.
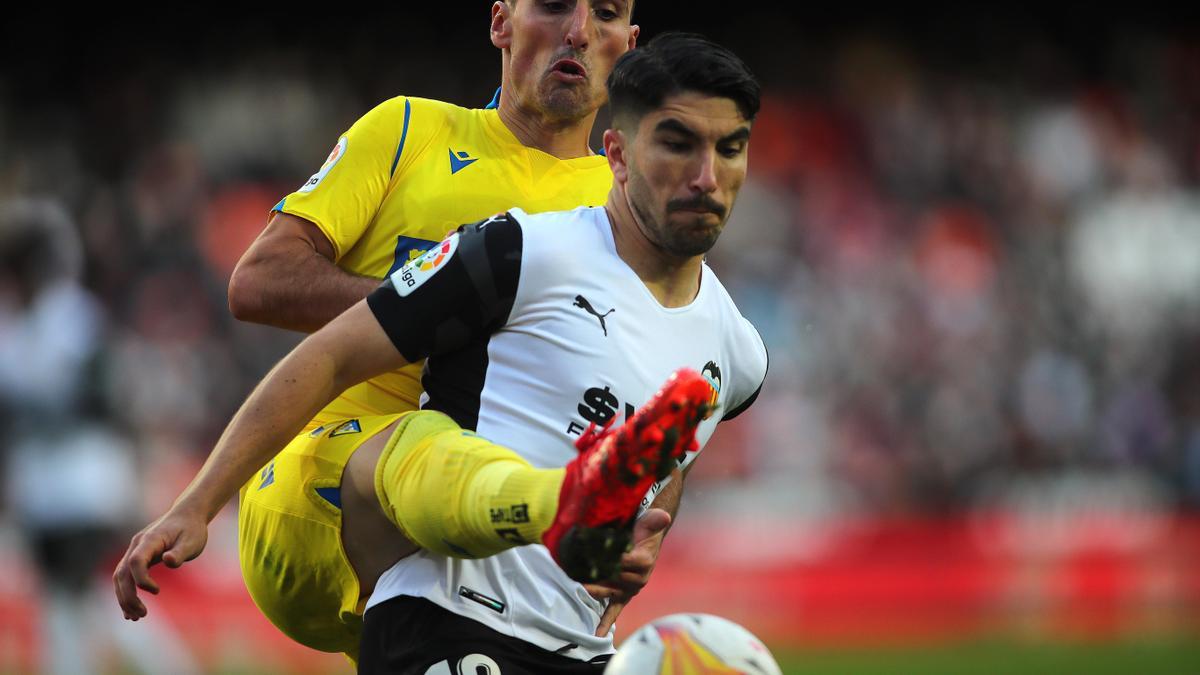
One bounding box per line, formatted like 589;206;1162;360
359;34;765;672
116;32;765;673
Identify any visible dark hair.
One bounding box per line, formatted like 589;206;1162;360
607;32;760;126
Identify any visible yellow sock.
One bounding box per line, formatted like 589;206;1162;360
373;411;564;559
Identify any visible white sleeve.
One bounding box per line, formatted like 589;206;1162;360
722;318;768;421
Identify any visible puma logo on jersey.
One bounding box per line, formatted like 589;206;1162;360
449;148;479;174
573;295;614;336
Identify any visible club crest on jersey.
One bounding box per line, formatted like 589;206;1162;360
701;361;722;419
390;232;460;297
298;136;348;193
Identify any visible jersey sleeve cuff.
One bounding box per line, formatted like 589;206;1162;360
274;202;345;261
723;337;769;421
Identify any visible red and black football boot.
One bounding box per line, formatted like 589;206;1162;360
543;368;712;583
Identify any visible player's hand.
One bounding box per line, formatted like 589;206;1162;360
113;506;209;620
585;507;672;637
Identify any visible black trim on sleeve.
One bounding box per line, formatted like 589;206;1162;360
365;212;524;364
722;334;768;422
722;383;761;421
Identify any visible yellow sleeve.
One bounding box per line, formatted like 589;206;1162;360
273;96;416;260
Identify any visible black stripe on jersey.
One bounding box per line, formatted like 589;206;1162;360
421;330;493;430
367;212;522;430
366;212;523;365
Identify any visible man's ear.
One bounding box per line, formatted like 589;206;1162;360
490;1;512;49
604;129;630;184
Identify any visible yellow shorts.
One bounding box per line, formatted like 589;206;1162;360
237;413;405;658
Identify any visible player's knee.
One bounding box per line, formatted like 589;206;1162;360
373;413;460;518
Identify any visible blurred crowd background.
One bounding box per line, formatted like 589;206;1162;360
1;5;1198;673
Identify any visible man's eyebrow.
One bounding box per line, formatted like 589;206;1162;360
653;118;700;140
603;0;632;18
653;118;752;145
719;127;752;145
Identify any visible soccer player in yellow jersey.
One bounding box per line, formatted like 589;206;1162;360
228;0;635;426
114;0;687;664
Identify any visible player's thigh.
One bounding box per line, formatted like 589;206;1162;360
237;415;406;653
340;416;420;595
358;596;605;675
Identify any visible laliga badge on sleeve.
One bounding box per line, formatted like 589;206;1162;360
298;136;348;193
389;232;460;297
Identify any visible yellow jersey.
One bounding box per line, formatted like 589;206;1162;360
274;96;612;429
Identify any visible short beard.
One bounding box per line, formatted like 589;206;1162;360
627;171;723;258
535;81;595;123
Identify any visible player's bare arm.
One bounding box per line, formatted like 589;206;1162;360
113;300;407;620
227;211;381;332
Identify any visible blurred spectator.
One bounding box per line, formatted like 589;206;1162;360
0;200;98;418
0;199;141;673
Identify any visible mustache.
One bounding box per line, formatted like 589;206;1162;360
667;195;726;219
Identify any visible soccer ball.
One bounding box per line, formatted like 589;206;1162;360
605;613;783;675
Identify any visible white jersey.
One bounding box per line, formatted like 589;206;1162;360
364;206;768;661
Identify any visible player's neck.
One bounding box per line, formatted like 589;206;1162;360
497;99;597;159
604;192;703;309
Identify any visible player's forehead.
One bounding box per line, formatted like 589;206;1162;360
641;92;751;141
508;0;634;17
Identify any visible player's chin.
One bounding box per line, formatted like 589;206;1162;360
538;85;595;119
666;224;721;257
